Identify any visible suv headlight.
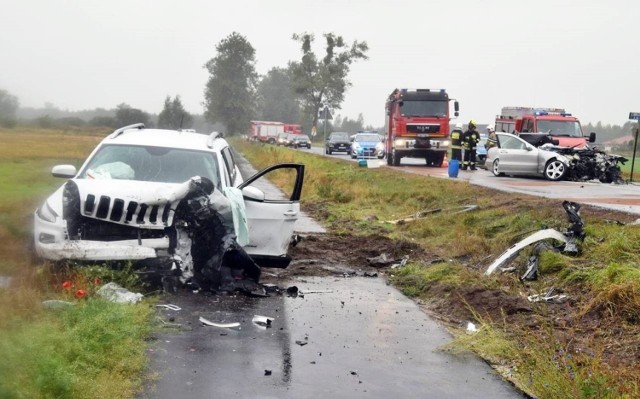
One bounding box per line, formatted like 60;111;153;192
36;201;58;223
375;142;384;150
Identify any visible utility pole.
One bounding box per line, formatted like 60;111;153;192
320;105;332;143
629;112;640;183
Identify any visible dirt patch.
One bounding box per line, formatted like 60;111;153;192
265;233;431;280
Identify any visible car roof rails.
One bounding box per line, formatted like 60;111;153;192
110;123;145;139
206;131;224;148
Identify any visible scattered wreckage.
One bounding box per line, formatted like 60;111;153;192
485;201;585;277
34;124;305;294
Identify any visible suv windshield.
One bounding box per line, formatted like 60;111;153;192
536;120;583;137
80;144;221;186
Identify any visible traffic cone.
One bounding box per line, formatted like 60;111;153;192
442;154;448;168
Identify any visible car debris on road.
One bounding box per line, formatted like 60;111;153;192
485;201;585;276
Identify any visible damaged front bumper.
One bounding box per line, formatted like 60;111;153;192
35;237;169;261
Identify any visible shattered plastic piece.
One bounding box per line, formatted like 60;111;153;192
42;300;74;309
96;282;143;304
252;315;274;329
199;316;240;328
485;229;568;275
264;370;272;376
390;257;409;269
363;271;378;278
299;290;333;295
156;304;181;311
367;253;393;266
286;286;299;296
527;288;568;304
295;340;308;346
466;322;478;333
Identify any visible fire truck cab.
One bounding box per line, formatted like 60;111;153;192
495;107;595;148
385;88;459;167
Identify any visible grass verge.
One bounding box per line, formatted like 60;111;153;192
0;127;154;398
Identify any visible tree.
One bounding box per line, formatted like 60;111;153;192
114;103;150;127
158;95;193;129
289;32;368;131
203;32;258;135
256;67;300;123
0;89;19;127
334;113;365;133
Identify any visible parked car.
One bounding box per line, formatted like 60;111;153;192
34;123;305;290
276;133;290;146
325;132;351;154
291;134;311;149
350;133;386;159
486;133;570;181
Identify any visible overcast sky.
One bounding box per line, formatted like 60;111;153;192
1;0;638;127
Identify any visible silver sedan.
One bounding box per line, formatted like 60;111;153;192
486;133;570;181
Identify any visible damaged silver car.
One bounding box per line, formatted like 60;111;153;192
488;133;627;183
34;124;305;292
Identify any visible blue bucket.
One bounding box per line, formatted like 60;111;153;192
448;159;459;178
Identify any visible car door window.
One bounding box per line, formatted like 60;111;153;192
499;136;527;150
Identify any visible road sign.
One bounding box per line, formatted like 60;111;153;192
311;126;317;137
629;112;640;120
319;107;332;120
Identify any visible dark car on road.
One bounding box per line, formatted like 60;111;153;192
325;132;352;154
291;134;311;149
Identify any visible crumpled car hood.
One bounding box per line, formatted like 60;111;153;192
69;178;194;229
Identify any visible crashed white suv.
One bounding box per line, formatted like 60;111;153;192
34;123;305;291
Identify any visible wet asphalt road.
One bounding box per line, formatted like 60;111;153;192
145;277;523;398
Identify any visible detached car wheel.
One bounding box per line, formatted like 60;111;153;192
492;159;504;177
544;159;567;181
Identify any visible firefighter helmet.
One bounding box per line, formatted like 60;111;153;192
487;125;495;132
469;119;477;127
454;122;463;130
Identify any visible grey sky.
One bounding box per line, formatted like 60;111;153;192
1;0;638;127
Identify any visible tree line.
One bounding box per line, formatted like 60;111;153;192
0;31;370;137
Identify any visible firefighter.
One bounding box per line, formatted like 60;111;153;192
450;122;463;162
485;125;497;150
462;120;480;170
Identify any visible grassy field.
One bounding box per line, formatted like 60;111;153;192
0;128;154;398
235;139;640;399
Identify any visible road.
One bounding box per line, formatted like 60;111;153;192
142;151;525;398
309;146;640;216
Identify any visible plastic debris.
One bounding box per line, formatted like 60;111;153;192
466;321;478;333
390;257;409;269
96;282;143;304
252;315;274;329
264;370;272;376
199;316;240;328
156;304;181;311
527;288;568;304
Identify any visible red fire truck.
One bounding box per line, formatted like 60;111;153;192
495;107;595;147
385;88;459;166
250;121;285;144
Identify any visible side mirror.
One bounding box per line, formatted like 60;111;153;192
551;139;560;145
52;164;77;178
526;146;533;152
242;186;265;201
589;132;596;143
454;101;459;112
454;111;459;117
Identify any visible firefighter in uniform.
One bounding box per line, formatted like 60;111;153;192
462;120;480;170
485;125;497;150
450;122;463;162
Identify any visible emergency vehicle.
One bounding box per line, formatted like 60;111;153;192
385;89;459;166
495;107;595;148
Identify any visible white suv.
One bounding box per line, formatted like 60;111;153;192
34;123;305;290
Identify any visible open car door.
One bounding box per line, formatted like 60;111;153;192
237;163;304;268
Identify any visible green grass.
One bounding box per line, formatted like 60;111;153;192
0;127;153;399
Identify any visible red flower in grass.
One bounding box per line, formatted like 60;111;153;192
62;281;72;290
94;277;102;286
74;289;87;299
